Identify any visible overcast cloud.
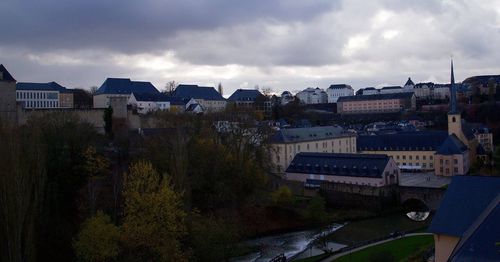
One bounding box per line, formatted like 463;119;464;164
1;0;499;94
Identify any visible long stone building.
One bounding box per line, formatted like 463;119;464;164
337;92;416;114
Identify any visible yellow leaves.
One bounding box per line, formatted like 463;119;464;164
82;146;109;178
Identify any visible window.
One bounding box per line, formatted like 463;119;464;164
307;144;310;150
298;145;301;151
454;167;458;173
423;156;426;160
440;167;443;173
402;155;406;160
430;163;433;168
409;155;412;160
396;155;400;160
440;159;443;164
316;143;318;149
446;168;450;174
416;155;419;160
430;156;433;160
445;160;449;165
454;159;458;165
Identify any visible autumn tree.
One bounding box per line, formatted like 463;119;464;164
81;146;110;215
271;186;293;207
73;211;120;262
121;161;188;261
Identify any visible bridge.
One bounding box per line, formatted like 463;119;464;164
399;186;446;211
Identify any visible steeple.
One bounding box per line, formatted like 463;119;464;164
449;59;458;114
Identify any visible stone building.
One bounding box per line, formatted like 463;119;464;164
296;87;328;104
93;78;160;108
172;84;226;112
326;84;354;103
0;64;17;123
337;92;416;114
16;81;74;109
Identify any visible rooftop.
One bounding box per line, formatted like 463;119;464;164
435;134;468;155
132;92;170;102
95;78;159;95
0;64;16;82
270;126;352;143
173;84;225;101
228;89;266;101
337;92;414;102
286;152;391;178
328;84;353;90
357;131;449;151
17;81;73;93
428;176;500;237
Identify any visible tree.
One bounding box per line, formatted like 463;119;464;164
271;186;293;207
164;80;177;95
103;106;113;139
121;161;188;261
73;211;120;262
0;124;46;262
487;78;496;104
90;86;99;95
306;196;327;223
81;146;110;215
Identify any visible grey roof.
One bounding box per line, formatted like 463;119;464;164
17;81;72;93
381;86;402;90
328;84;353;89
173;84;225;101
95;78;159;95
132;92;170;102
435;134;468;155
429;176;500;237
286;152;391;178
337;92;414;102
228;89;266;101
270;126;352;143
357;131;449;151
0;64;16;82
404;77;415;86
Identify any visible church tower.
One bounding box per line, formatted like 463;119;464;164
447;59;467;144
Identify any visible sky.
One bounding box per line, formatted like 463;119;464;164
1;0;500;95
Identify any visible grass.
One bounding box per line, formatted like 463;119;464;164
334;235;434;262
325;213;431;245
294;253;331;262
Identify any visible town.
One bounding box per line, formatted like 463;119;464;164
1;57;499;262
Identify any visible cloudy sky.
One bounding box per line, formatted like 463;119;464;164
1;0;499;94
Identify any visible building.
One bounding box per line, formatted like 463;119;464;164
270;126;357;173
172;84;226;112
432;84;451;100
428;176;500;262
414;82;434;100
0;64;17;123
296;87;328;104
403;77;415;91
128;92;170;114
326;84;354;103
16;81;74;109
360;87;379;95
93;78;160;108
337;92;416;114
379;86;404;94
285;153;400;187
433;134;469;176
227;89;271;114
467;124;494;152
280;91;294;105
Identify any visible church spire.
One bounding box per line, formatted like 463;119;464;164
449;58;458;114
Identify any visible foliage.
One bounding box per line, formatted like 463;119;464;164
271;186;293;207
73;211;120;262
104;106;113;138
121;161;188;262
82;146;110;215
189;213;241;261
306;196;327;223
0;124;46;262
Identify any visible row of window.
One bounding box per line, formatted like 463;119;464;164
24;100;59;108
17;91;58;100
440;167;459;174
395;155;433;161
396;162;434;168
439;159;459;165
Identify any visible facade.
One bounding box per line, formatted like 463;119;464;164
280;91;294;105
16;82;74;109
296;87;328;104
429;176;500;262
337;92;416;114
270;126;357;173
433;135;469;176
403;77;415;91
0;64;17;123
172;84;226;112
379;86;404;94
326;84;354;103
285;153;400;187
93;78;160;108
227;89;271;114
432;84;451;99
360;87;379;95
128;93;170;114
413;82;434;100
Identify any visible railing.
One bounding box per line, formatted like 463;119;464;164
269;253;286;262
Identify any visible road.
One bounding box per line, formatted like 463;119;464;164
318;233;433;262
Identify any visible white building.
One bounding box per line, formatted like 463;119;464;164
128;92;170;114
296;87;328;104
16;82;73;109
281;91;294;105
403;77;415;92
93;78;160;108
361;87;379;95
326;84;354;103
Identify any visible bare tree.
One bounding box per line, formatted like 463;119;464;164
89;86;98;95
261;86;273;97
164;81;177;95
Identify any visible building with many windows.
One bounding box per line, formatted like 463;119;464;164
326;84;354;103
128;92;170;114
93;78;160;108
270;126;357;173
16;81;74;109
285;153;400;187
337;92;416;114
227;89;271;115
296;87;328;104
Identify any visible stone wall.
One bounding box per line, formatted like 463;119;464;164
321;182;399;211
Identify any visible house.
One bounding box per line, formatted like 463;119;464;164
16;81;74;109
326;84;354;103
227;89;271;114
172;84;226;112
93;78;160;108
269;126;357;173
296;87;328;104
403;77;415;91
413;82;434;100
433;134;469;176
337;92;416;114
379;86;404;94
128;92;170;114
360;87;379;95
285;153;400;188
428;176;500;262
0;64;17;122
280;91;294;105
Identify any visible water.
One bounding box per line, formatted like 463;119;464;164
406;211;430;222
232;224;344;262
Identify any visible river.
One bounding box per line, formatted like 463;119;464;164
232;224;346;261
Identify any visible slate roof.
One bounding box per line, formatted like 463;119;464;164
328;84;353;89
0;64;16;82
173;84;225;101
286;152;390;178
449;196;500;261
463;75;500;86
381;86;402;90
95;78;159;95
405;77;415;86
168;96;188;106
435;134;468;155
428;176;500;237
270;126;351;143
357;131;449;151
132;92;170;102
17;82;72;93
337;92;414;102
415;82;434;88
228;89;266;101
